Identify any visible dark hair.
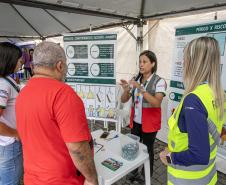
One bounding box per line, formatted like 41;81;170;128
0;42;22;77
29;48;34;53
139;50;157;73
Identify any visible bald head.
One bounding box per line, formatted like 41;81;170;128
33;41;66;68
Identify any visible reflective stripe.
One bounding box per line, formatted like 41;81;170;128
205;143;217;161
210;143;217;153
207;119;220;145
168;158;216;179
168;164;217;185
169;158;215;172
170;122;218;152
171;141;175;149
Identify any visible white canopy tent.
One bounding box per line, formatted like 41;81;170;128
1;0;226;41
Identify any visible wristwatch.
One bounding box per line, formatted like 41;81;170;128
166;153;172;164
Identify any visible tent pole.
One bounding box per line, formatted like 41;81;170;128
122;24;137;41
143;20;159;39
136;20;144;69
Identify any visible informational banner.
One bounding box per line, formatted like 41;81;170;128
168;20;226;172
64;33;117;120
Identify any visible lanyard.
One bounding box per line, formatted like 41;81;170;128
4;77;20;93
134;80;148;107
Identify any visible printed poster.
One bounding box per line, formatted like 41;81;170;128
64;33;117;120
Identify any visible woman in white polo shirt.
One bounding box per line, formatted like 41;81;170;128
0;42;23;185
121;50;167;180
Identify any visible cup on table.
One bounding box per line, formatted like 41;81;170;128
120;134;140;161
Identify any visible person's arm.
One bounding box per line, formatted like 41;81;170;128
0;109;18;137
142;92;164;107
0;82;19;138
66;141;98;185
171;94;210;166
120;79;131;103
0;122;18;137
121;89;131;103
131;78;166;107
54;86;98;184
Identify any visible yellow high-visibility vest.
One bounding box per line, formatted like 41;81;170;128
167;84;226;185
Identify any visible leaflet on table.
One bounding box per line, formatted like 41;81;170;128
101;158;123;171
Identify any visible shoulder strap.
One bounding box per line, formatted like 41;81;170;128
4;77;20;93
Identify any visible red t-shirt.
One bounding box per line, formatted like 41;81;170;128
16;78;91;185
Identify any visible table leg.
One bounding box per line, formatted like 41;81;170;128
118;117;121;133
144;159;151;185
116;117;122;133
98;175;104;185
104;120;108;131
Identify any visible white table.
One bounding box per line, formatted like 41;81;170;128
92;130;151;185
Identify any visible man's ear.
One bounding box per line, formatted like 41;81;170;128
55;61;64;72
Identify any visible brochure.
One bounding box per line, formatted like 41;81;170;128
101;158;123;171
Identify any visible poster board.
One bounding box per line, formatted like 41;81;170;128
64;33;117;121
168;20;226;173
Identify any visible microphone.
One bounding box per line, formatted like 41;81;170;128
129;72;142;94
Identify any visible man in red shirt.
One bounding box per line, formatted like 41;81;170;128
16;42;98;185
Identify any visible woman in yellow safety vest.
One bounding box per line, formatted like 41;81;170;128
160;36;226;185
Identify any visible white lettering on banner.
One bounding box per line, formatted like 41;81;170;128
214;24;226;30
196;26;209;32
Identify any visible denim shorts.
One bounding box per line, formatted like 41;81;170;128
0;141;23;185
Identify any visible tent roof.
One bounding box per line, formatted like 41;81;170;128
1;0;226;40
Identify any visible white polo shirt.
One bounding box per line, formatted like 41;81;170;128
0;76;20;146
133;75;166;124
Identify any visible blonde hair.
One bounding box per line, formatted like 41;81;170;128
183;36;225;119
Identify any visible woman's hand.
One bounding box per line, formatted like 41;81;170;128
129;80;140;89
120;79;132;103
120;79;130;91
160;147;170;166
